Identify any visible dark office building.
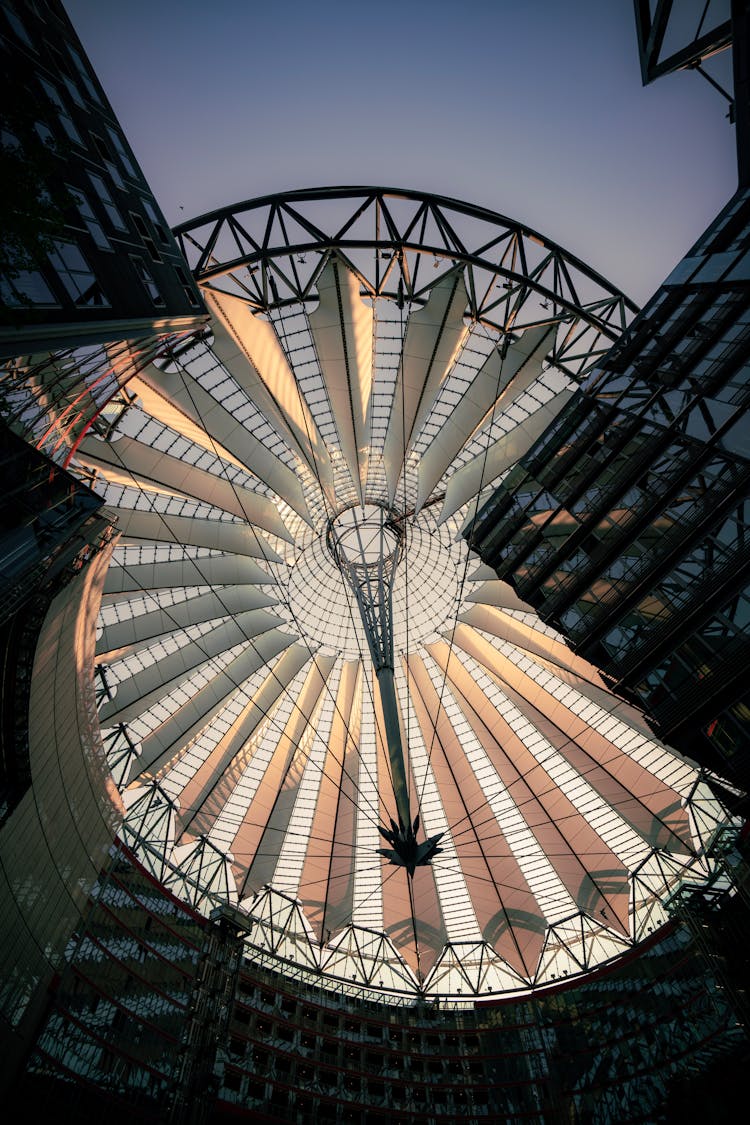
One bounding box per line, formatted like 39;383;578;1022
472;2;750;795
470;187;750;793
0;0;207;467
0;0;205;358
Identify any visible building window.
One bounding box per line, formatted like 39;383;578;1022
103;158;124;190
39;77;82;146
34;120;55;148
106;126;138;181
48;240;109;307
174;264;201;308
62;74;85;110
87;172;126;231
90;134;126;190
90;132;109;162
68;185;111;250
142;199;170;246
1;2;34;48
0;269;58;307
1;126;19;151
131;256;164;307
67;42;103;104
131;212;161;262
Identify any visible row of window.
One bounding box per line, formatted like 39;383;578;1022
3;0;133;178
34;73;138;188
1;242;200;314
0;6;202;317
2;0;104;114
31;59;182;258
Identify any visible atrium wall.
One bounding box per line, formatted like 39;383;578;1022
0;423;113;819
17;840;211;1123
0;535;123;1079
9;837;750;1124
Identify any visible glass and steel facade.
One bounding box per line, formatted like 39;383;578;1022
471;187;750;791
0;0;205;358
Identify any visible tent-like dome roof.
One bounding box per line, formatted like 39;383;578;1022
80;189;730;1000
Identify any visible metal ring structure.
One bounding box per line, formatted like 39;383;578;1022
58;188;732;1003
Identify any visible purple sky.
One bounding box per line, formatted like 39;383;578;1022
64;0;737;305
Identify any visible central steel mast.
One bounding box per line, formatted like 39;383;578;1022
327;505;442;875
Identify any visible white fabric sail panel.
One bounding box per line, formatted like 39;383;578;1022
103;554;275;595
395;661;483;945
246;695;331;893
99;610;286;726
467;562;501;582
96;586;278;660
77;435;294;545
416;325;555;511
368;668;448;975
206;289;335;505
134;628;297;782
449;625;694;855
458;603;609;689
394;661;484;949
465;580;537;613
176;645;313;838
440;387;575;521
128;373;247;471
476;671;681;863
111;510;284;563
416;651;577;927
426;639;632;936
350;685;384;931
511;647;655;737
406;656;539;964
131;371;311;523
382;272;468;505
230;655;337;898
100;627;245;728
268;693;341;900
298;659;363;941
308;258;373;505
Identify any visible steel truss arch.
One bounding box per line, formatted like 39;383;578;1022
173;186;638;380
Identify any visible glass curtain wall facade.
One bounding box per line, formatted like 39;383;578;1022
470;188;750;792
18;841;210;1124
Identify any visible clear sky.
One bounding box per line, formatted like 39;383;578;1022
64;0;738;305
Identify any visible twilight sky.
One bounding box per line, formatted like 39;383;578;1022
64;0;737;306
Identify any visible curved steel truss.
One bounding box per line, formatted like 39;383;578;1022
14;187;733;1001
173;186;638;381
